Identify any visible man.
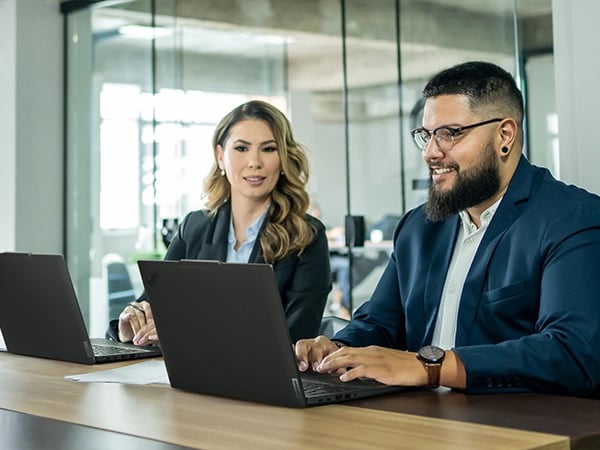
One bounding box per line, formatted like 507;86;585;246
295;61;600;396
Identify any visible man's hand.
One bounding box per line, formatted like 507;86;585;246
316;345;427;386
294;335;341;372
295;338;466;389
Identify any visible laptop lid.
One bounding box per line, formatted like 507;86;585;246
0;252;161;364
138;259;406;408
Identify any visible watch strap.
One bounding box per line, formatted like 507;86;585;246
422;361;442;388
416;345;445;388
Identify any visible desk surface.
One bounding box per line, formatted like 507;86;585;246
0;408;195;450
0;352;570;449
350;389;600;450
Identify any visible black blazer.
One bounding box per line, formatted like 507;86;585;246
108;202;332;342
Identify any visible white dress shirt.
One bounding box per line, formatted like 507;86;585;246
431;199;501;349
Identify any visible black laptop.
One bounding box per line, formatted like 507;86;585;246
137;259;407;408
0;252;161;364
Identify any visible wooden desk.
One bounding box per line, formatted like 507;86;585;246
0;408;195;450
0;352;568;449
349;388;600;450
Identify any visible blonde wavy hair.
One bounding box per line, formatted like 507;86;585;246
203;100;315;263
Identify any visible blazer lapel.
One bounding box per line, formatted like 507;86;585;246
422;216;461;344
209;202;267;264
455;156;535;345
197;203;230;261
248;215;267;263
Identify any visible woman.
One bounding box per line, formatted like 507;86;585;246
107;100;331;344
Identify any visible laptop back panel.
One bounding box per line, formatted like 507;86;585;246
138;259;307;407
0;253;162;364
0;253;95;364
139;259;409;407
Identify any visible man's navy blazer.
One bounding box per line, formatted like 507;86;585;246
335;156;600;396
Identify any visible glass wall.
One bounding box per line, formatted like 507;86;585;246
62;0;552;335
333;0;522;315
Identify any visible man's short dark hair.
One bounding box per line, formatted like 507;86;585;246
423;61;524;125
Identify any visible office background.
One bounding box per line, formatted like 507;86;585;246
1;0;598;335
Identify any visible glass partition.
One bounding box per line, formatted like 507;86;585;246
66;0;177;335
63;0;548;332
65;0;289;335
337;0;520;314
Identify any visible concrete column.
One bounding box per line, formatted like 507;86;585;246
553;0;600;194
0;0;63;252
0;0;17;251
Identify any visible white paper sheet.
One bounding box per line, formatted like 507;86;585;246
0;329;6;351
66;359;169;385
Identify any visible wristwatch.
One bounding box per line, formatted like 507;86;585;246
416;345;445;388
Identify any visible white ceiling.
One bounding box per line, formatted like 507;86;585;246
89;0;552;90
429;0;551;17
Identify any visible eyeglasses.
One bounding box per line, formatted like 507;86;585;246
411;118;503;152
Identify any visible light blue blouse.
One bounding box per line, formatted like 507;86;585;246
226;207;269;263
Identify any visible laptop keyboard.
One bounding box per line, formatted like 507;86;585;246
92;343;151;356
302;379;363;396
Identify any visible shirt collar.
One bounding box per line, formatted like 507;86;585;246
227;205;270;245
458;197;502;235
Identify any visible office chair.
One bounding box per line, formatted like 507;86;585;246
319;316;350;339
101;253;137;321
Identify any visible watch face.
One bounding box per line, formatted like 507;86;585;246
418;345;445;363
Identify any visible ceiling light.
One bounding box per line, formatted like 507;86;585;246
118;25;173;40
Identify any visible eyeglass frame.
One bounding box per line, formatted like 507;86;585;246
410;118;504;152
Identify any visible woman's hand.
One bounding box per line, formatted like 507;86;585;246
117;301;159;345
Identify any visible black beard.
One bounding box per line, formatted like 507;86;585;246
425;145;501;222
